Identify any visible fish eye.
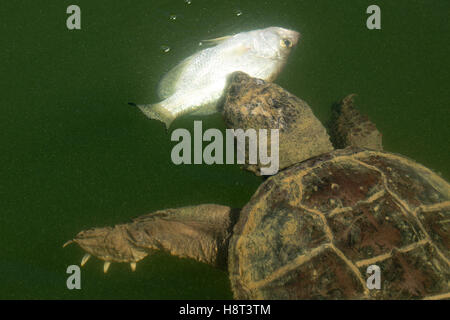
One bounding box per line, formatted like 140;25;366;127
280;38;292;48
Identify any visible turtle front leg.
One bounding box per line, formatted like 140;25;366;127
64;204;236;272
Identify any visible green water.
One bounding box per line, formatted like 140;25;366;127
0;0;448;299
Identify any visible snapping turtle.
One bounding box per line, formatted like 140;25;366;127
64;73;450;299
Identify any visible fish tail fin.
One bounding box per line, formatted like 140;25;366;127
129;102;175;129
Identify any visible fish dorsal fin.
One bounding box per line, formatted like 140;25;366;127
157;52;200;99
200;35;232;46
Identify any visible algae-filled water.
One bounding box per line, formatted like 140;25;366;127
0;0;448;299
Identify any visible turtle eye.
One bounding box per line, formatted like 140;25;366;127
280;38;292;48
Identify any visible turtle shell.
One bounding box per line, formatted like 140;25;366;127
228;147;450;299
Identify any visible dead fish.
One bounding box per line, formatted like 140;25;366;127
132;27;300;129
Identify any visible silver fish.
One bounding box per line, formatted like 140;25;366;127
132;27;300;128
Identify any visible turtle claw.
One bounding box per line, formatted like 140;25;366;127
130;262;136;272
103;262;111;273
81;253;91;267
62;240;73;248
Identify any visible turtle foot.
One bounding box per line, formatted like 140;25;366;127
64;224;149;273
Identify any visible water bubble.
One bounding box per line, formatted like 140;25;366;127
184;0;192;4
234;9;242;17
160;45;171;53
169;14;177;21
